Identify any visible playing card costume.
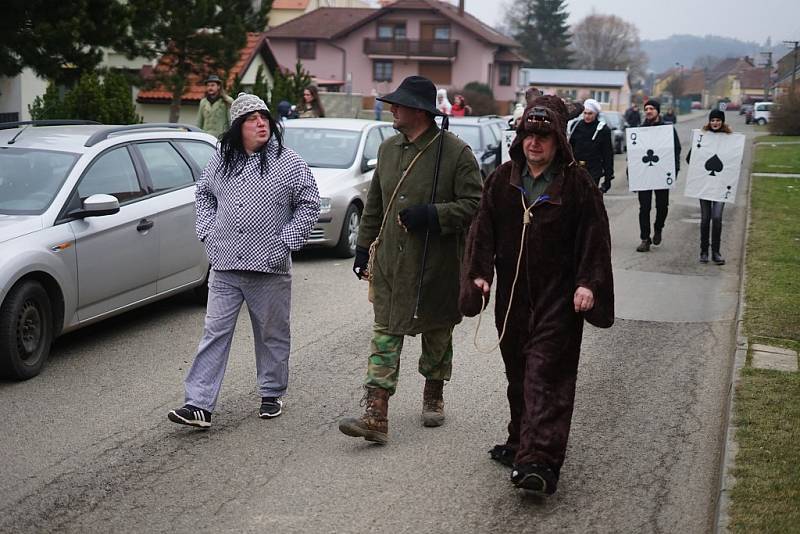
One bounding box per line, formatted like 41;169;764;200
633;100;681;252
459;96;614;493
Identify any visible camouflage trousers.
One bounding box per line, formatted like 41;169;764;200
365;323;454;396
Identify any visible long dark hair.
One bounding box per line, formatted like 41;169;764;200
218;110;284;178
300;84;325;117
702;122;732;133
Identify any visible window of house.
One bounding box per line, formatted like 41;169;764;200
374;61;393;82
590;90;610;103
498;63;512;86
297;40;316;60
557;89;577;100
377;24;406;40
433;26;450;40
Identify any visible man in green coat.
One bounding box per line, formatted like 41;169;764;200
338;76;482;444
197;74;233;139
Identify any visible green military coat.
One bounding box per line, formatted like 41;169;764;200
197;95;233;139
358;124;482;335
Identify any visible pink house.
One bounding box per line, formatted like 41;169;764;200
265;0;525;112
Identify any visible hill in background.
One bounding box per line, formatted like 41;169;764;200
641;34;780;74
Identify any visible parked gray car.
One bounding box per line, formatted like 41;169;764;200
0;121;216;379
282;118;398;257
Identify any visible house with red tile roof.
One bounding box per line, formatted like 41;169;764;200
265;0;526;113
135;33;279;124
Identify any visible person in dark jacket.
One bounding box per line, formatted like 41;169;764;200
459;96;614;495
624;103;641;127
338;76;482;445
633;99;681;252
568;98;614;192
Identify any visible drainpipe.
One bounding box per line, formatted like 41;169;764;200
328;40;348;93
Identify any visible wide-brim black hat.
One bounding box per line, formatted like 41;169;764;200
376;76;444;116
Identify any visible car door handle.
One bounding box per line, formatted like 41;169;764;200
137;219;154;232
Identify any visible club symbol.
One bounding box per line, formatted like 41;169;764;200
705;154;724;176
630;132;638;145
642;149;659;166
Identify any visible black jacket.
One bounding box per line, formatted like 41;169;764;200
569;119;614;182
624;107;641;127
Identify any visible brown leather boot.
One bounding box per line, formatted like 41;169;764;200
338;387;389;444
422;379;445;427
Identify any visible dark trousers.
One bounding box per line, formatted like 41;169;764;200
700;199;724;254
638;189;669;240
498;304;583;476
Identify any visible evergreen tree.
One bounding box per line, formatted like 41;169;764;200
506;0;572;68
122;0;270;123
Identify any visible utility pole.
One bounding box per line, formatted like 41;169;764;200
784;40;799;96
760;51;773;100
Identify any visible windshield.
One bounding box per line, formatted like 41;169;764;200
448;125;482;151
601;113;621;128
282;128;361;168
0;148;78;215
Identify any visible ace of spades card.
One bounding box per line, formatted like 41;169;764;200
684;130;745;204
626;125;677;192
501;129;516;164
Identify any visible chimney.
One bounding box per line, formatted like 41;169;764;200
458;0;464;16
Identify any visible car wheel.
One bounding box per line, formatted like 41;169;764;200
757;118;767;125
0;280;53;380
334;203;361;258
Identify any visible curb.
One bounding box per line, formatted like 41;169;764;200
712;154;756;533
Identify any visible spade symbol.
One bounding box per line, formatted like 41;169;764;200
705;154;724;176
642;149;659;166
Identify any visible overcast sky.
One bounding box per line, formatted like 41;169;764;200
368;1;800;44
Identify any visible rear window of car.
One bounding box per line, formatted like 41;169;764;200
0;148;79;215
448;125;481;151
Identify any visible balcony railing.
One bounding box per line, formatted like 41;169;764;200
363;38;459;58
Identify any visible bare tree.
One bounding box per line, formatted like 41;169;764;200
570;13;647;81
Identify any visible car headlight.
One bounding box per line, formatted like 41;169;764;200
319;197;331;214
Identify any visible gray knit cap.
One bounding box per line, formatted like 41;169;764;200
229;92;269;124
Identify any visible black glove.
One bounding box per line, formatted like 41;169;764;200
600;178;612;193
398;204;440;234
353;245;369;279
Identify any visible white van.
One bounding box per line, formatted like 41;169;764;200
753;102;774;125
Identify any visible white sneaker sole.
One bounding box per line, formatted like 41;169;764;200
259;400;283;419
168;410;211;428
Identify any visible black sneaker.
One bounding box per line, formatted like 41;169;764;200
700;252;709;263
168;404;211;429
511;463;558;494
652;230;662;246
712;252;725;265
259;397;283;419
636;239;651;252
489;444;517;468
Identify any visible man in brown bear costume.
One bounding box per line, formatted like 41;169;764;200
460;96;614;494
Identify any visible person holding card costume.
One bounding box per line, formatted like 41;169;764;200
634;100;681;252
686;109;732;264
459;96;614;495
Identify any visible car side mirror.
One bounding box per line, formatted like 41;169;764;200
481;151;496;161
69;193;120;219
362;157;378;173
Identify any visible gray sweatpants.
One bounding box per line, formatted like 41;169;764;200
184;269;291;412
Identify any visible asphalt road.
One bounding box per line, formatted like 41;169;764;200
0;112;758;533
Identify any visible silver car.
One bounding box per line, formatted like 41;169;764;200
282;118;397;257
0;121;216;379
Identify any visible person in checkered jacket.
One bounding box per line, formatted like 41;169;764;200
169;93;320;429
